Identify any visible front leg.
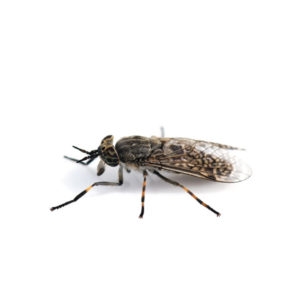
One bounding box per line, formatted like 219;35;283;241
50;166;124;211
64;155;97;165
64;145;98;165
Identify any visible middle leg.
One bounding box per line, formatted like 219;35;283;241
139;170;148;218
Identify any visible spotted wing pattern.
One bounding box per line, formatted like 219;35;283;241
142;138;252;183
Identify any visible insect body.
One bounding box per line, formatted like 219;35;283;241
51;133;252;218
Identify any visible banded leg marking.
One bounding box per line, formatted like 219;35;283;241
139;170;148;218
153;170;221;217
50;166;123;211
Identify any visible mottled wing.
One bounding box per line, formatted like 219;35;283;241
143;138;252;183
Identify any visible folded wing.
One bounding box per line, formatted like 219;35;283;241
143;138;252;183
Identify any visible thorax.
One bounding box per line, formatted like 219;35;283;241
115;136;162;164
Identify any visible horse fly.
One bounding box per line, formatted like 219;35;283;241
50;128;251;218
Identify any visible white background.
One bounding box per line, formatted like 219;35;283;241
0;1;299;299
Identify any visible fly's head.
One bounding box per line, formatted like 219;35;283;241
98;135;120;168
66;135;119;176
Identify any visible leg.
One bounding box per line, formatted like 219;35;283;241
64;145;98;165
139;170;148;218
50;166;123;211
152;170;221;217
160;126;165;137
64;155;97;165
